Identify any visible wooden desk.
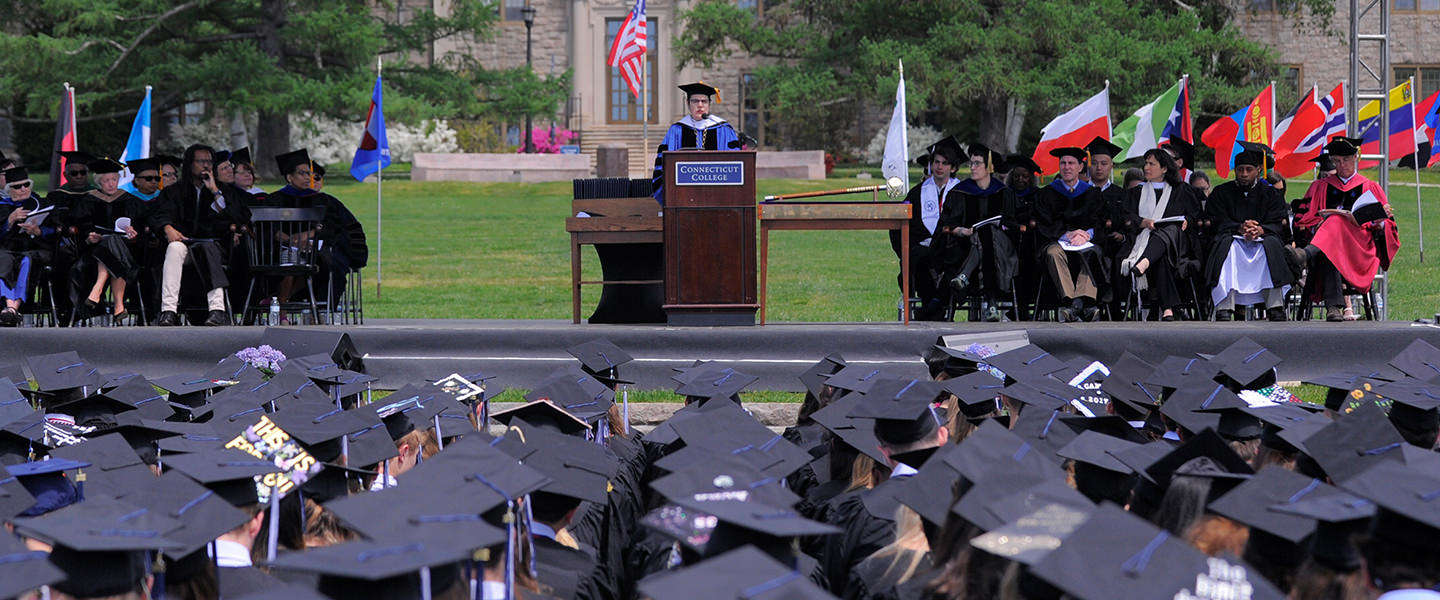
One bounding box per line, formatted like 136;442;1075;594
566;197;664;324
757;201;912;325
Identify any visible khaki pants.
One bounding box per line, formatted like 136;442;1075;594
161;241;226;312
1043;243;1097;301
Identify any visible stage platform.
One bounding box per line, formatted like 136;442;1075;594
5;319;1438;392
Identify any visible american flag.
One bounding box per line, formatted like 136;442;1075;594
607;0;647;99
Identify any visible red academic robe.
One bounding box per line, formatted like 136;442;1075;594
1296;174;1400;290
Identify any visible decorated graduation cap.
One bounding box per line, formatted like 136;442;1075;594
649;453;802;508
86;157;126;175
1234;141;1276;170
637;545;837;600
648;496;840;560
1323;136;1364;157
970;502;1095;567
1160;137;1195;167
275;148;312;175
679;81;721;102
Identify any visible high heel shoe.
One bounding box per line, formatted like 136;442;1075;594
111;311;129;326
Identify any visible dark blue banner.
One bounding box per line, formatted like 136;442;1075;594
674;161;745;186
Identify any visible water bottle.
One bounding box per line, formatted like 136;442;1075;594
269;297;280;326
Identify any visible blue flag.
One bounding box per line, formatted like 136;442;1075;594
350;76;391;181
118;87;151;185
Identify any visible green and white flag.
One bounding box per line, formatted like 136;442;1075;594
1111;79;1183;160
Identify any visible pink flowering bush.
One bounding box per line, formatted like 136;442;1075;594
516;128;577;154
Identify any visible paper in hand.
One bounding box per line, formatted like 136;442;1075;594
971;215;1003;229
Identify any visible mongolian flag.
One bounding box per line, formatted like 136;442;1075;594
1201;84;1274;178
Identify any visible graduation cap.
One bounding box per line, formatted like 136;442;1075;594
950;458;1076;532
1234;142;1276;170
674;365;759;402
0;462;38;521
121;470;252;557
372;395;422;442
567;339;635;386
85;156;126;175
657;496;840;558
0;377;35;429
398;433;551;505
938;370;1006;417
1242;402;1330;454
886;446;963;526
510;425;615;505
1029;502;1208;600
798;353;846;399
13;496;185;599
1057;430;1143;505
808;393;886;464
1209;467;1341;566
1160;138;1195;167
969;502;1095;566
1209;338;1281;390
267;537;479;599
1165;381;1257;439
1300;400;1406;484
490;399;591;436
212;149;232;165
820;365;892;395
941;419;1034;482
1303;370;1391;412
0;528;64;600
984;344;1068;383
1388;339;1440;382
849;378;944;448
46;433;155;499
966;142;1000;170
275;148;312;175
340;414;402;470
1007;407;1083;462
678;81;721;101
323;474;508;548
649;454;802;508
7;457;89;517
1048;147;1088;162
1085;137;1123;159
153;373;226;406
1340;460;1440;551
1003;378;1084;412
666;407;813;478
1267;490;1375;573
155;154;183;169
25;351;103;399
2;165;28;183
231;147;253;168
162;447;286;507
1313;153;1336;171
1323;136;1363;157
1101;352;1163;420
637;545;837;600
55;150;98;166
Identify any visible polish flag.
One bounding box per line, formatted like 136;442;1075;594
1032;87;1111;175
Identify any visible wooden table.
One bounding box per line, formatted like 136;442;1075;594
566;201;664;324
757;201;912;325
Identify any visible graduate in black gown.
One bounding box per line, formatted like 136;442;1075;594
70;157;147;325
150;144;249;326
936;143;1019;322
1086;138;1127;316
1117;149;1201;321
1001;155;1043;320
1033;147;1107;322
1204;143;1295;321
892;138;962;321
0;165;64;326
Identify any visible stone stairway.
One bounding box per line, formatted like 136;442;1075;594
577;124;661;178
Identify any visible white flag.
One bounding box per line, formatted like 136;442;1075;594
881;60;908;197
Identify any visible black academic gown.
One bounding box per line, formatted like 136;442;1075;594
149;180;248;293
889;178;958;312
934;178;1019;300
1033;180;1109;286
1117;183;1201;309
532;534;613;600
217;565;283;596
1203;179;1295;290
262;186;368;298
823;475;915;592
846;550;931;600
70;191;146;285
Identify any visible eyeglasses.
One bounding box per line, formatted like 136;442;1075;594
8;181;31;190
138;176;161;182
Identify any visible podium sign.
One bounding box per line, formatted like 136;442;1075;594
663;151;758;326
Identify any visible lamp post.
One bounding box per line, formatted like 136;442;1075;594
522;5;537;153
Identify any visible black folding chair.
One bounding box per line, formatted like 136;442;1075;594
241;207;327;325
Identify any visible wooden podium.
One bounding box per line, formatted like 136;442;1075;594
662;151;758;326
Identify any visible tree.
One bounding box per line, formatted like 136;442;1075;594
0;0;569;174
675;0;1328;155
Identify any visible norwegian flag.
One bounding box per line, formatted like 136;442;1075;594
607;0;647;99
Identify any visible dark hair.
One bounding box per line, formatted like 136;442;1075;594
932;146;961;169
1123;167;1145;187
1188;171;1210;185
1362;535;1440;591
1286;559;1371;600
1150;471;1212;537
181;144;216;185
1143;149;1183;187
1073;462;1138;506
529;491;581;525
1266;173;1286;188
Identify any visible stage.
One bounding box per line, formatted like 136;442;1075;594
5;319;1438;392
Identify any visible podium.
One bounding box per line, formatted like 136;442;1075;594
662;151;758;326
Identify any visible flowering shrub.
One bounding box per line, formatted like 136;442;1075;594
157;113;461;167
515;128;577;154
236;345;286;377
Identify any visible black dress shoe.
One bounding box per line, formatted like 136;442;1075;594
1267;306;1287;322
155;311;180;326
0;308;18;327
1214;308;1233;321
203;310;230;327
1161;313;1177;322
1080;305;1100;322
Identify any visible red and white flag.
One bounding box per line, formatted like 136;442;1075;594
1271;85;1328;178
1032;87;1111;175
607;0;647;99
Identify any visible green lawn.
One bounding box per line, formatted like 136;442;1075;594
316;166;1440;322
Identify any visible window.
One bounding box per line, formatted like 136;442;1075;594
606;17;658;124
499;0;526;21
737;0;763;16
1279;65;1303;103
1394;66;1440;101
740;73;774;146
1394;0;1440;10
1249;0;1295;11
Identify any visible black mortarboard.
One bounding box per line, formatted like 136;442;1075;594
0;529;64;599
1160;138;1195;167
1234;142;1276;169
650;454;801;508
323;474;508;551
55;150;97;165
275;148;312;175
373;395;421;441
122;470;251;556
808;393;886;463
666;406;813;478
1048;147;1088;161
1007;407;1083;462
398;433;551;504
156;154;183;169
1209;338;1281;389
0;378;34;429
939;370;1006;417
967;142;1000;168
1141;429;1252;490
47;433;155;499
511;425;615;504
491;399;591;436
678;82;720;100
889;446;963;526
970;502;1095;566
567;339;635;386
1388;339;1440;382
983;478;1094;535
798;353;846;399
340;416;401;470
231;147;253;168
152;373;226;407
926;136;964;163
267;538;477;592
984;344;1068;384
1167;381;1259;439
1301;400;1406;484
1144;356;1221;393
1057;430;1141;473
87;157;126;175
162;448;285;507
1003;379;1083;412
1267;490;1376;573
1085;136;1123;159
849;378;944;447
951;461;1074;532
1340;460;1440;550
1209;467;1338;554
1323;136;1363;157
0;462;37;520
913;153;931;170
25;351;102;396
1313;153;1335;171
674;365;759;401
1102;352;1163;419
942;419;1033;481
13;496;184;598
266;402;371;461
212;149;232;165
2;166;27;183
637;545;837;600
1029;503;1209;600
820;365;892;395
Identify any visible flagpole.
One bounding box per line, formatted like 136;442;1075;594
1413;75;1423;263
376;56;384;299
641;51;648;179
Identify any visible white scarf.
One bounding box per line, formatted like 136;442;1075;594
920;177;957;238
1121;182;1172;289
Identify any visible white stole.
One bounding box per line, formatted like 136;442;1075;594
920;177;956;238
1122;183;1173;288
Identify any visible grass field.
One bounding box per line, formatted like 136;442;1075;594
315;166;1440;322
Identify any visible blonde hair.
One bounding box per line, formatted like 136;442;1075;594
847;454;888;493
303;498;355;548
868;505;932;584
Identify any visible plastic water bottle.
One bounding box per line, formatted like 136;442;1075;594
269;297;280;326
